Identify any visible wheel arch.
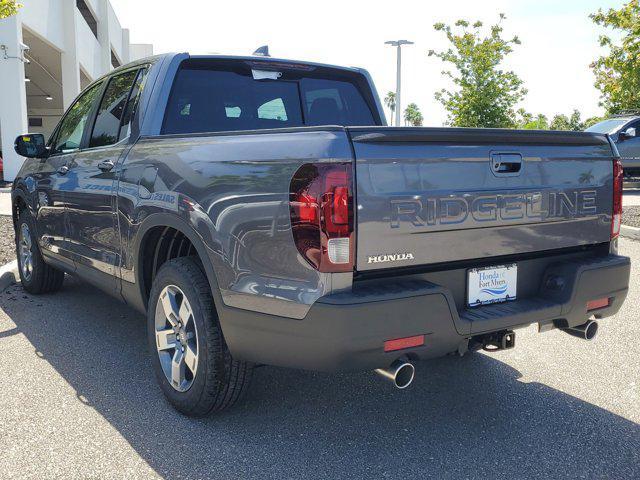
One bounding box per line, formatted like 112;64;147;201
11;187;31;229
133;213;222;311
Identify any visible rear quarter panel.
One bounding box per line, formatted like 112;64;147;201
117;128;353;318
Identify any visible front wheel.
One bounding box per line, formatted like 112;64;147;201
147;257;252;417
15;210;64;294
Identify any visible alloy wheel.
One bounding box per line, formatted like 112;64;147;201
19;223;34;282
154;285;199;392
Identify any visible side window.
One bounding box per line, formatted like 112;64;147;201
619;121;640;149
89;69;139;148
119;68;148;141
51;82;103;154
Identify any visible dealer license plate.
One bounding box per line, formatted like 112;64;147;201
467;264;517;307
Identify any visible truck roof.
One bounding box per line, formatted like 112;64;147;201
189;53;366;73
120;52;366;75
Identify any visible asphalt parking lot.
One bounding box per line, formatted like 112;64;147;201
0;240;638;480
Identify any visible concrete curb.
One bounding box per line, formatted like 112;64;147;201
0;259;18;291
621;224;640;240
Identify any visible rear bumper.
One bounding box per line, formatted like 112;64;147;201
622;158;640;170
220;254;630;372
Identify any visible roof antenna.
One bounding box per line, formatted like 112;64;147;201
253;45;270;57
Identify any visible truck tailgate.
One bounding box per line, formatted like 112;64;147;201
348;127;615;272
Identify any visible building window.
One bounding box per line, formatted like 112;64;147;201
76;0;98;39
111;50;121;69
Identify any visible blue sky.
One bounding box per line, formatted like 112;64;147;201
112;0;627;126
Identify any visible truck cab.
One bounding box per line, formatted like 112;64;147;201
587;113;640;175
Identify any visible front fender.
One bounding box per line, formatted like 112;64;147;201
11;184;35;226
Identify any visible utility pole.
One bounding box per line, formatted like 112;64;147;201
385;40;413;127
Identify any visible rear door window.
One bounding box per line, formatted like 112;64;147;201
162;60;378;134
89;69;140;148
119;68;148;141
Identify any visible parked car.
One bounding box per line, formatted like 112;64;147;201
586;113;640;175
12;53;630;417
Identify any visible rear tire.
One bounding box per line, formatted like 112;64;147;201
15;210;64;294
147;257;252;417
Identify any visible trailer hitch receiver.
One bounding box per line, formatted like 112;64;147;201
481;330;516;352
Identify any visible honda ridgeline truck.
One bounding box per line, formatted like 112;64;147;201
12;53;630;416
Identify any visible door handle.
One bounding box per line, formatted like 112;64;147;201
494;160;521;173
491;153;522;176
98;159;115;172
57;165;69;175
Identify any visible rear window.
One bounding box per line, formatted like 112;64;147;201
585;118;629;135
161;59;378;134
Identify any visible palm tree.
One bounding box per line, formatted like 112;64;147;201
384;91;396;126
413;108;424;126
403;103;423;126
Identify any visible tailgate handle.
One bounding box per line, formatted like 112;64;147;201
491;153;522;176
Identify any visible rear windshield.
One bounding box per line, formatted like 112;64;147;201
162;59;378;134
585;118;629;135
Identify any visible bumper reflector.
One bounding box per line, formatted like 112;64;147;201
384;335;425;352
587;297;610;312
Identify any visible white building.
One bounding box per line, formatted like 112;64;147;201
0;0;153;181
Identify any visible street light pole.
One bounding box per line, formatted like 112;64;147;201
385;40;414;127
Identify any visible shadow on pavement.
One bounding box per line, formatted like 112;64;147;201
2;278;639;479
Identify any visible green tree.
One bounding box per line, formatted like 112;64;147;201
526;114;549;130
516;109;593;131
403;103;424;126
590;1;640;114
384;91;396;126
515;109;550;130
550;109;584;131
550;114;570;131
0;0;22;19
428;14;527;128
515;108;533;128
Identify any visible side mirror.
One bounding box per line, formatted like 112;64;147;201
619;127;636;141
14;133;48;158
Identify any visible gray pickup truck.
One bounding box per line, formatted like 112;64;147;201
587;113;640;175
12;53;630;417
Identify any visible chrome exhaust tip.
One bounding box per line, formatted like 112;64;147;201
374;360;415;389
563;320;598;341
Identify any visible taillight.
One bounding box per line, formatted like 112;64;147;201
612;157;623;239
290;163;354;272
